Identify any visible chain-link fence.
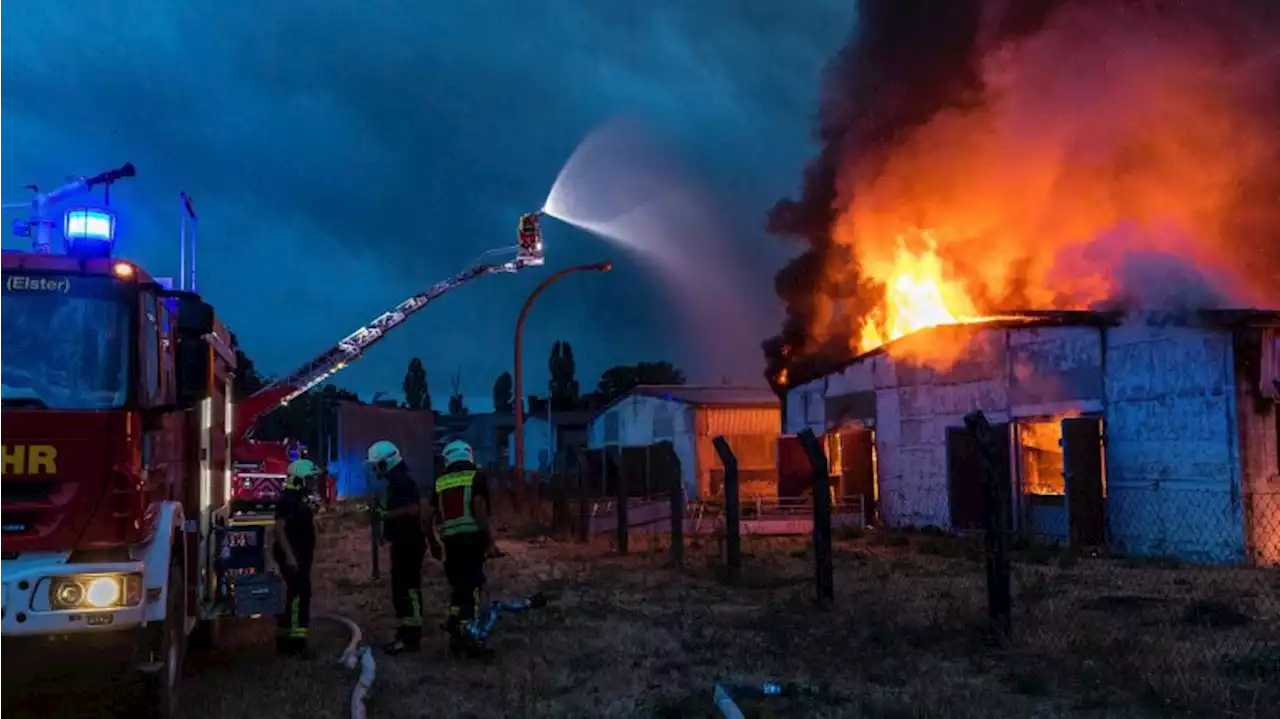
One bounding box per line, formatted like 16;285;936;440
998;489;1280;714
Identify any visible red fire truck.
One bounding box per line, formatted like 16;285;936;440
0;165;284;716
0;164;546;715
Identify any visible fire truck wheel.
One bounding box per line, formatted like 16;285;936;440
141;559;185;718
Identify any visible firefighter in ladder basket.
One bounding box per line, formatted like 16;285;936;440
274;459;321;657
424;440;496;659
367;440;430;654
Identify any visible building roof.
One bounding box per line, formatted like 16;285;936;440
627;385;780;408
783;307;1280;391
784;310;1121;390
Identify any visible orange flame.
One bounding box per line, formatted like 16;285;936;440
815;4;1280;370
856;231;981;354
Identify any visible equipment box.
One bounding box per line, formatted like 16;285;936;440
230;573;285;617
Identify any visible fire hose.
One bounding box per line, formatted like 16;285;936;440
317;612;376;719
468;592;548;641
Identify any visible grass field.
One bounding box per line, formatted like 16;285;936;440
5;506;1278;718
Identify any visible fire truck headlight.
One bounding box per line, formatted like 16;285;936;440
84;577;122;608
49;573;143;610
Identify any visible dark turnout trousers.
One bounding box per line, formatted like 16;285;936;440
276;559;312;654
389;539;426;647
443;534;487;644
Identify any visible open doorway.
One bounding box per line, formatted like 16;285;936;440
1015;416;1106;546
831;428;878;525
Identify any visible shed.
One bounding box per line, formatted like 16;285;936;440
587;385;781;499
508;416;554;475
782;310;1280;565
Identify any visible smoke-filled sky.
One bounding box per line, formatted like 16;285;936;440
766;0;1280;386
1;1;854;406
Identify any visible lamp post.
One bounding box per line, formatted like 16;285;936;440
514;262;613;484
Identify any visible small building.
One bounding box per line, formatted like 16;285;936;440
509;416;554;475
506;408;595;477
783;310;1280;565
587;385;781;499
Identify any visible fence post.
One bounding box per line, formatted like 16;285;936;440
614;447;629;555
712;436;741;582
798;429;834;605
669;448;685;571
576;449;590;543
963;410;1012;642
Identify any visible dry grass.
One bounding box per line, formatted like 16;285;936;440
6;506;1279;718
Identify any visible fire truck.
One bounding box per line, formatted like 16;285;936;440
0;165;545;714
227;211;547;520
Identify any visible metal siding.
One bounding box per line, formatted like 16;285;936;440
702;407;781;436
1103;319;1245;562
332;403;435;498
1008;326;1105;408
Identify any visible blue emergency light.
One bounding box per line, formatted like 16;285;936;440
64;209;115;242
63;208;116;257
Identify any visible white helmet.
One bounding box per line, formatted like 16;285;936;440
366;440;403;475
442;440;474;467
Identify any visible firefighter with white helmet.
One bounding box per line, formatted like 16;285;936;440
422;438;496;658
274;458;322;656
366;439;432;654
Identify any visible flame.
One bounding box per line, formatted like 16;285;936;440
808;3;1280;371
856;231;981;354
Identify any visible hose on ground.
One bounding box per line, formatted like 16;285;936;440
318;612;376;719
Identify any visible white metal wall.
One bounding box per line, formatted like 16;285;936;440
588;395;697;498
507;417;552;474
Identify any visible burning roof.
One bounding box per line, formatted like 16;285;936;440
763;0;1280;391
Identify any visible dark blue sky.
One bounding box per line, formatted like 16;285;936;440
2;1;855;408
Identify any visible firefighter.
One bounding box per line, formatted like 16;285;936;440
423;439;495;658
366;440;431;654
273;458;321;657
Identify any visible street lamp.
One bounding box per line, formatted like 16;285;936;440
514;262;613;483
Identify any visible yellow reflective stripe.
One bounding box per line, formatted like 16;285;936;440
440;519;478;536
435;470;476;493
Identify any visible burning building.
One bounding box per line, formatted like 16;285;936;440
764;0;1280;564
782;311;1280;565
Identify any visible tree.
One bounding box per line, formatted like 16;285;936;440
492;372;514;414
227;330;267;402
402;357;430;411
548;341;580;411
448;369;469;417
596;361;687;405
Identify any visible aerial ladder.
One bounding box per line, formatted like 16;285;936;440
228;213;546;515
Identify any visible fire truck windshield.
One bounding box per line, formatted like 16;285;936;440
1;273;131;410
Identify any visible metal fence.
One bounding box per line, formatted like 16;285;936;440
484;417;1279;716
959;409;1280;716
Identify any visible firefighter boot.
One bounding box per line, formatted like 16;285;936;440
383;626;422;655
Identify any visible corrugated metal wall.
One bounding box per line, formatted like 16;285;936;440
332;403;435;497
699;406;781;436
694;406;783;498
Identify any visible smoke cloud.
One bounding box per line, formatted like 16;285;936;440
764;0;1280;387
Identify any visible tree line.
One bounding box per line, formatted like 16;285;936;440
229;334;687;451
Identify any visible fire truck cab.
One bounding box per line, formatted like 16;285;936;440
1;168;282;717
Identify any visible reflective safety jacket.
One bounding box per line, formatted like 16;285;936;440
435;469;480;537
